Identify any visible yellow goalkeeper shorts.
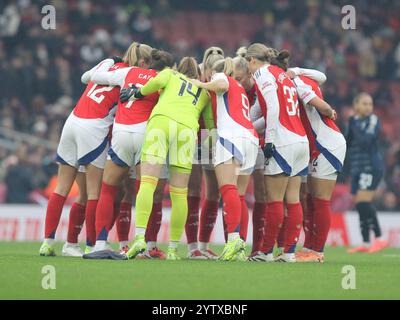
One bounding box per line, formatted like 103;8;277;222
141;114;197;174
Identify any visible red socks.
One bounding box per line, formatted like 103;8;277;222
262;201;284;254
185;196;201;244
219;185;241;233
44;192;67;239
303;193;314;249
311;198;331;252
284;203;303;253
109;202;120;231
67;202;86;243
85;200;98;246
252;202;266;253
199;199;219;243
145;202;163;242
116;202;132;242
277;214;287;248
94;182;118;242
239;195;249;241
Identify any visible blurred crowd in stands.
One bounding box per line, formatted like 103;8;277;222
0;0;399;210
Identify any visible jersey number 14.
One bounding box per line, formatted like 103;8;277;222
179;78;202;105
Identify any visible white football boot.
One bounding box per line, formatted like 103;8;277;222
62;242;84;257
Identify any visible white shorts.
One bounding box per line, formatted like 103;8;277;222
254;147;265;170
310;144;346;180
214;137;258;175
128;164;169;180
264;142;309;177
56;117;109;169
108;131;144;168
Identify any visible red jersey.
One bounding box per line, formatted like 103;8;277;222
246;84;257;106
295;75;345;158
116;67;159;125
253;64;307;147
209;73;258;143
247;84;265;146
73;62;128;119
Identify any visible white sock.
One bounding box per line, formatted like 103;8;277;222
199;242;208;251
228;232;240;242
44;238;55;246
135;228;146;237
94;240;106;251
66;241;78;246
169;241;178;249
363;241;370;247
188;242;198;252
147;241;157;251
119;241;129;249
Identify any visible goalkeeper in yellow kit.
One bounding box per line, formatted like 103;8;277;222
120;57;210;260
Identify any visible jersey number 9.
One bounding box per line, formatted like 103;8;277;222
241;94;251;121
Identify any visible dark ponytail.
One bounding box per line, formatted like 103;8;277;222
150;49;174;71
270;50;290;71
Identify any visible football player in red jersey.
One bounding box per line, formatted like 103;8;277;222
246;44;309;262
194;47;226;260
39;43;151;257
83;49;174;255
286;67;345;262
232;49;268;260
192;57;258;261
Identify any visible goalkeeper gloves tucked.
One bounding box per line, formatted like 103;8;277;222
263;143;276;162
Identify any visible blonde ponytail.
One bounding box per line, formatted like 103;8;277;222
236;46;247;58
123;42;152;67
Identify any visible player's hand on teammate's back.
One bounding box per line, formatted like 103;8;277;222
330;109;337;121
120;85;140;103
190;79;203;88
285;70;296;79
263;143;276;161
111;56;123;64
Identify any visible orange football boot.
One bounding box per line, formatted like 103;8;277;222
347;245;370;253
368;239;389;253
296;251;324;263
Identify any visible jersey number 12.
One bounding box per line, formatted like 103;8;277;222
87;84;114;104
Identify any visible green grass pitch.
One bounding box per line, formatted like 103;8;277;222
0;242;399;300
